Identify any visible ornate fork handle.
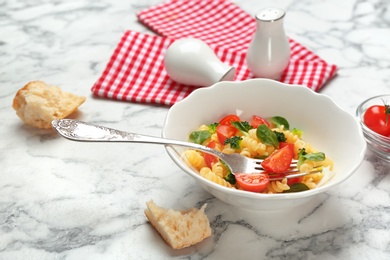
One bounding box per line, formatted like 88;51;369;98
52;119;227;158
52;119;319;179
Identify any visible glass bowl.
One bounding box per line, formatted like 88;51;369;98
356;94;390;162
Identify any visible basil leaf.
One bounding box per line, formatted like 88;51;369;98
283;183;310;193
297;148;326;168
271;116;290;130
256;124;279;147
189;130;211;144
303;152;326;161
231;121;252;133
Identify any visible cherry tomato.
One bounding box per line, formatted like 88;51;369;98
363;105;390;137
279;142;295;157
204;140;218;168
261;145;294;173
216;124;238;144
219;114;241;126
235;173;270;192
277;143;301;185
251;115;271;128
286;176;303;186
270;173;303;186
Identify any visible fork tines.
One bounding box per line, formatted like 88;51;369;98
253;159;298;171
268;167;323;181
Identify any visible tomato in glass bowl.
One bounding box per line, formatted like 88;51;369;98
356;94;390;162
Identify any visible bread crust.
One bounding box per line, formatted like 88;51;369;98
144;200;211;249
12;81;86;129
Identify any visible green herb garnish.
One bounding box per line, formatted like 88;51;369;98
224;172;236;184
208;123;219;134
231;121;253;133
256;124;279;147
291;128;303;138
273;131;286;142
224;136;243;149
271;116;290;130
189;130;211;144
283;183;310;193
297;148;326;168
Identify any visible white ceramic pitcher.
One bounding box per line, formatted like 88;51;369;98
246;8;290;80
164;38;236;87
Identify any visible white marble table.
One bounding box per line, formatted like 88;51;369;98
1;0;390;259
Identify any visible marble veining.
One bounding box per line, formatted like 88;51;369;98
1;0;390;259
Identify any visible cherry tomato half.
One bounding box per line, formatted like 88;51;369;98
204;140;218;168
261;145;294;173
276;143;301;185
216;124;238;144
271;173;303;186
363;105;390;137
279;142;295;157
286;176;303;186
235;173;270;193
251;115;271;128
219;114;241;126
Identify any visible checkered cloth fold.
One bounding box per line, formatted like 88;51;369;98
92;0;337;106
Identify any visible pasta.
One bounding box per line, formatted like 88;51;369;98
211;161;226;178
302;178;317;189
184;150;206;170
265;178;290;194
199;167;235;188
185;114;334;194
240;135;268;157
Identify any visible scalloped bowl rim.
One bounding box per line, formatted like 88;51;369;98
162;79;366;206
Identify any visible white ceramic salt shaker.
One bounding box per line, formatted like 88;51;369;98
164;38;236;87
246;8;290;80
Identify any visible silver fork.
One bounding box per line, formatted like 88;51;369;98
51;119;321;180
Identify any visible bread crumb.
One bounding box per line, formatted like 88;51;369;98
144;200;211;249
12;81;86;129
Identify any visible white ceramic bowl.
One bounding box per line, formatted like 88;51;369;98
162;79;367;211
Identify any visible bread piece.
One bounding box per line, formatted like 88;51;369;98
144;200;211;249
12;81;86;129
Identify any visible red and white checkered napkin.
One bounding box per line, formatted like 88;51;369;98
91;30;246;106
91;0;337;106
